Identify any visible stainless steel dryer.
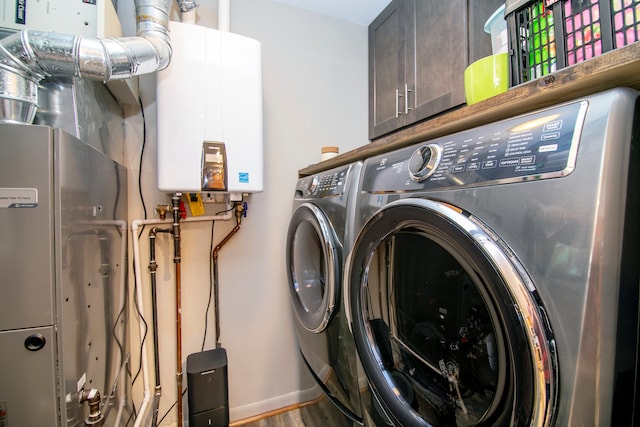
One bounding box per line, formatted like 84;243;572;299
286;161;363;424
345;88;640;426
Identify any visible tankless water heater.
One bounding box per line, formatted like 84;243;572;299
156;21;263;194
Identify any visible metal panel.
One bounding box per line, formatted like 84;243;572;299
0;326;58;425
0;123;55;330
54;129;130;425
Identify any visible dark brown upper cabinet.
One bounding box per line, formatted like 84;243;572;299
369;0;504;139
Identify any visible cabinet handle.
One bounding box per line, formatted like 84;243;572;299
405;84;413;114
396;88;405;118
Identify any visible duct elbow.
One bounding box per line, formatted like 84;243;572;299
134;0;172;72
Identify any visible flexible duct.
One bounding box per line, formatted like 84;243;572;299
0;0;172;124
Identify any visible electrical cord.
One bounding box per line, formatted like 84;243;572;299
202;220;216;352
138;95;149;226
132;95;150;413
215;205;235;215
157;387;188;425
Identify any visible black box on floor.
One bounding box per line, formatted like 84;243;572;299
187;348;229;427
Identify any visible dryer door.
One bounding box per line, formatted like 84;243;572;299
345;199;557;427
287;202;341;333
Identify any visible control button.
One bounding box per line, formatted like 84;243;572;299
539;144;559;153
482;160;497;169
543;120;563;132
499;158;520;167
452;165;466;173
409;144;442;182
541;132;561;141
520;155;536;165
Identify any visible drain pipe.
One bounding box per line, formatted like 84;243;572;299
0;0;172;124
90;220;129;427
212;201;246;348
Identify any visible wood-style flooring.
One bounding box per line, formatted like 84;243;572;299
233;396;356;427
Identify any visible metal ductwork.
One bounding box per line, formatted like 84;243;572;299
177;0;198;13
0;0;173;124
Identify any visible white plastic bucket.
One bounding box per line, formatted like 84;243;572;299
484;4;508;55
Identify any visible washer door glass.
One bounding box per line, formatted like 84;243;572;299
287;202;341;333
347;199;555;427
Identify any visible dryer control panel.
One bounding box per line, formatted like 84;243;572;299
362;100;588;192
296;165;351;198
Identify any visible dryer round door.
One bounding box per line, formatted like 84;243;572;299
345;199;557;427
287;202;341;333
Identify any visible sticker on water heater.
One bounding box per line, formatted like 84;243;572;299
0;188;38;208
238;172;249;184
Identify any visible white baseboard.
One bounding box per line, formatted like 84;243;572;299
229;382;323;423
161;384;324;427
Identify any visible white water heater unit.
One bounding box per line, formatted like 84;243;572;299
157;21;263;194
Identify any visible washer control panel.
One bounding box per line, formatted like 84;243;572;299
362;101;588;192
297;165;350;198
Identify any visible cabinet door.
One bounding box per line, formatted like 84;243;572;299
369;0;406;139
406;0;467;124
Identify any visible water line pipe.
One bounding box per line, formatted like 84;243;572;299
130;205;232;427
149;227;171;426
80;388;104;427
170;193;184;427
211;201;246;348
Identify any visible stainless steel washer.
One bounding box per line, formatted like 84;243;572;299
286;161;363;424
345;88;640;426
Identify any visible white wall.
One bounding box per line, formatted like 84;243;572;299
122;0;369;424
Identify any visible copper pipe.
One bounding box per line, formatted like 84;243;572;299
212;202;245;348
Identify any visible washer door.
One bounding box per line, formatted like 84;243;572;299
346;199;556;427
287;202;341;333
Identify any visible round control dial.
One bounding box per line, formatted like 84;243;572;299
409;144;442;182
308;175;320;194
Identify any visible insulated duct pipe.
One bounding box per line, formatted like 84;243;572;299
0;0;172;124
